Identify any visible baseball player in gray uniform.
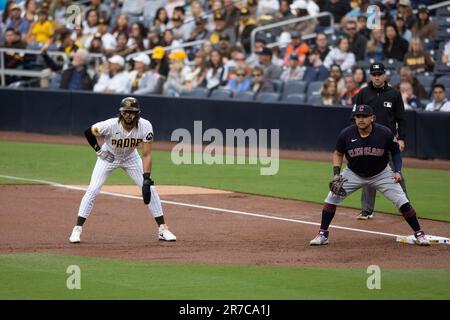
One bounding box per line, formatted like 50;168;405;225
69;97;176;243
310;105;430;246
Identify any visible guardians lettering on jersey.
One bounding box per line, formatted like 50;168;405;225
112;138;143;148
348;147;385;157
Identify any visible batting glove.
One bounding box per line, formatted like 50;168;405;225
96;149;115;163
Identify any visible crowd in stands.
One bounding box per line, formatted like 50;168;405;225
1;0;450;112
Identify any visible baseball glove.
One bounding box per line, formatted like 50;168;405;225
329;175;347;197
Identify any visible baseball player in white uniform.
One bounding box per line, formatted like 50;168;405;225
69;97;176;243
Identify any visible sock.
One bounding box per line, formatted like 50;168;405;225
76;216;86;227
155;216;165;226
320;203;337;230
400;203;421;232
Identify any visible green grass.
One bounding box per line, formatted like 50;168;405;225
0;253;449;300
0;141;449;221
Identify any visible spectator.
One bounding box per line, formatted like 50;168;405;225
85;17;116;55
82;9;99;40
412;5;436;40
151;7;169;35
1;1;16;28
85;0;111;24
442;40;450;63
170;11;191;42
187;17;209;44
5;3;29;35
276;0;295;20
303;49;329;83
151;45;169;78
217;33;232;62
323;37;356;73
58;28;80;55
121;0;145;25
143;0;167;26
183;51;208;91
341;0;370;25
238;6;258;55
246;37;266;67
111;13;130;38
223;0;240;30
160;29;174;47
283;30;309;66
28;8;54;44
205;49;228;90
209;11;236;44
112;31;136;57
44;48;94;90
225;49;248;79
425;84;450;112
1;27;26;84
165;0;185;19
320;0;351;25
383;22;409;62
93;55;130;93
365;28;384;62
249;65;275;93
352;66;367;89
128;22;146;51
281;52;304;82
312;32;330;63
395;14;412;42
257;47;282;80
396;0;415;30
88;32;105;54
22;0;37;32
395;66;428;99
403;37;434;75
320;78;340;106
257;0;279;16
343;20;367;61
129;53;161;95
399;81;422;110
50;0;72;27
340;74;360;106
145;29;160;50
356;14;370;40
226;65;251;94
291;1;317;36
328;63;345;95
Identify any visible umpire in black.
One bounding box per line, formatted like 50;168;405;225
353;62;407;220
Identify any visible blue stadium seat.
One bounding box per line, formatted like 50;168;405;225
434;61;450;75
282;80;307;100
435;75;450;85
436;5;450;17
256;92;280;102
209;88;233;99
307;95;322;105
181;87;208;98
233;91;255;101
382;59;401;71
416;75;435;88
306;81;323;96
285;94;306;103
271;79;284;93
389;74;400;85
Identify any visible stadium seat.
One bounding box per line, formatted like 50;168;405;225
436;27;450;41
209;88;232;99
181;87;208;98
434;61;450;75
282;80;307;100
306;81;323;96
421;99;431;108
233;91;255;101
307;95;322;105
271;79;284;93
436;5;450;17
256;92;280;102
389;74;400;85
435;75;450;85
422;38;435;51
416;75;435;88
285;94;306;103
382;59;401;71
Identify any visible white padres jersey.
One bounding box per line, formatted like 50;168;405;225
92;118;154;160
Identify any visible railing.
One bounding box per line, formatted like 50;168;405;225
0;48;103;86
250;12;335;54
126;39;207;60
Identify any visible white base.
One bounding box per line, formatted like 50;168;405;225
396;235;450;245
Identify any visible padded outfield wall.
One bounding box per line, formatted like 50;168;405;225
0;88;449;159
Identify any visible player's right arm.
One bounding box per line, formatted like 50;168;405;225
84;126;101;152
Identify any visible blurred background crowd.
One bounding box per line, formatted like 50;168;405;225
1;0;449;111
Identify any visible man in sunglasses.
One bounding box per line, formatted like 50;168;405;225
353;62;407;220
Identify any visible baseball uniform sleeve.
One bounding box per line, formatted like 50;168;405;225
335;131;346;154
92;119;114;137
386;129;402;172
394;91;407;140
142;120;154;142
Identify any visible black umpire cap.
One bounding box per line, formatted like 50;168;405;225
352;104;373;116
370;62;386;75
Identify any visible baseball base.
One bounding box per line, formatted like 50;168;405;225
396;235;450;245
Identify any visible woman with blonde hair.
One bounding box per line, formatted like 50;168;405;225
183;51;208;91
320;78;340;106
403;37;434;74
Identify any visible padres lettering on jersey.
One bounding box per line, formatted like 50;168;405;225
92;118;154;159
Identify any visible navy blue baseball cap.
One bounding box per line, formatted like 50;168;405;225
352;104;373;116
370;62;386;75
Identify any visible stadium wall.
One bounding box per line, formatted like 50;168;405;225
1;88;449;159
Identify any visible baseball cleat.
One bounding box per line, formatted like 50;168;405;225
158;224;176;241
414;231;430;246
310;230;329;246
69;226;82;243
357;211;373;220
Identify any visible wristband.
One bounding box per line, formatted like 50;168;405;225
333;166;341;176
